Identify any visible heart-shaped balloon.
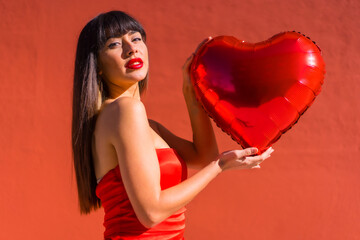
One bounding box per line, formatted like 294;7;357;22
190;31;325;153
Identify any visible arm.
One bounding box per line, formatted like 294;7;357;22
181;47;219;169
146;72;218;169
149;80;219;170
106;97;273;228
152;37;219;169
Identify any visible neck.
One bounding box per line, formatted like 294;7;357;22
107;81;141;100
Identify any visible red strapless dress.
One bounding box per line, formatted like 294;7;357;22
96;148;188;240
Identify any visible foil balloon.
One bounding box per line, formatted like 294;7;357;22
190;31;325;153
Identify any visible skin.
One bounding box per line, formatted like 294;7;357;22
93;32;274;228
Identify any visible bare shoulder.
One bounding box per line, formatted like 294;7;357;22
104;97;145;116
97;97;149;139
98;97;146;125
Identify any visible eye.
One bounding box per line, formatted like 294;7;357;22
132;37;142;42
108;41;121;48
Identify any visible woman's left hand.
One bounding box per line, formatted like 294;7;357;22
182;37;212;97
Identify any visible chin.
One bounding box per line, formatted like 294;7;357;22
124;74;147;84
131;69;148;80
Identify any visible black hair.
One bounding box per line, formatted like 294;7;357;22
72;11;147;214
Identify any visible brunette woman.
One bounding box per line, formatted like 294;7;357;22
72;10;273;240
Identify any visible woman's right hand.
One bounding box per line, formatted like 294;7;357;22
182;36;212;98
218;147;274;171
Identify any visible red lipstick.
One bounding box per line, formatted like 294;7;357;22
125;58;143;69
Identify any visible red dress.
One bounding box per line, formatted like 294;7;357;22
96;148;188;240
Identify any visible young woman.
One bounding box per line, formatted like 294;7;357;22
72;10;273;240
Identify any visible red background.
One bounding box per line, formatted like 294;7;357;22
1;0;359;239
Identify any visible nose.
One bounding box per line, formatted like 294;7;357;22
123;42;138;57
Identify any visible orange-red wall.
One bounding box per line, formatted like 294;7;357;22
1;0;359;239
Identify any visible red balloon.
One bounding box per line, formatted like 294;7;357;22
190;31;325;153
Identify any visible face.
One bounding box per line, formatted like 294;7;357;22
98;31;149;89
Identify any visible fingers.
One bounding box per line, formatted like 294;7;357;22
219;147;274;171
182;54;194;71
252;147;273;160
240;147;258;157
263;147;274;158
246;147;274;166
195;36;212;54
184;37;213;72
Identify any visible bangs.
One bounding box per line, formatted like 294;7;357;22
97;11;146;49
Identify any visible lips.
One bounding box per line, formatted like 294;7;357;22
125;58;143;69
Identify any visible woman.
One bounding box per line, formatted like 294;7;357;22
72;10;273;239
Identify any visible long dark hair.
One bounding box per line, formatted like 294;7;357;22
72;11;147;214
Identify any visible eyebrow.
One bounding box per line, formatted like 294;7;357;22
128;30;140;35
105;31;140;42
